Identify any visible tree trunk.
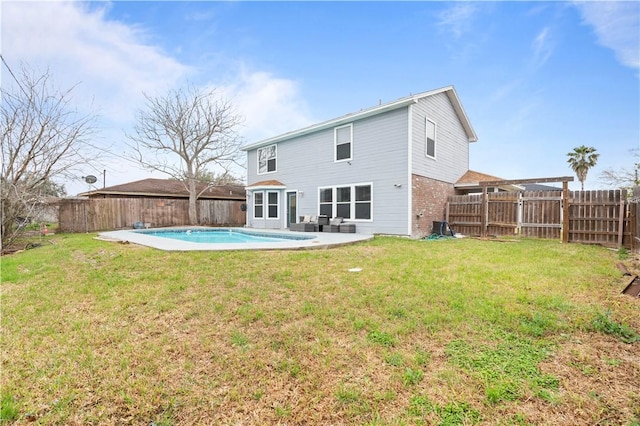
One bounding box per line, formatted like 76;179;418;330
188;178;198;225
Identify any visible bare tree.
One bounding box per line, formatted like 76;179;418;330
1;61;98;251
177;168;245;186
599;149;639;192
127;86;244;225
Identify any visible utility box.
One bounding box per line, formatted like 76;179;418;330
432;221;453;236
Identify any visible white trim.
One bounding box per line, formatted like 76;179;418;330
257;144;277;175
266;190;280;220
246;184;286;190
334;123;353;163
253;190;265;219
425;118;437;160
407;104;413;236
286;190;299;225
317;182;374;222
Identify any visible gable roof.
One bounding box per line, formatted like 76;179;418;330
80;178;246;200
241;86;477;151
246;180;286;189
455;170;524;191
456;170;504;185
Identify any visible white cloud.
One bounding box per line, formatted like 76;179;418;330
214;68;314;144
2;1;191;124
531;27;554;69
573;1;640;70
2;1;314;193
437;3;478;38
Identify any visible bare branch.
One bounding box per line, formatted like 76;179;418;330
1;63;100;250
126;85;244;224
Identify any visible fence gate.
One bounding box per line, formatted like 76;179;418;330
519;191;563;239
469;191;563;239
447;177;633;249
485;192;518;236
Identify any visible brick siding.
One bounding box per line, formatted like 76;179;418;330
411;174;455;238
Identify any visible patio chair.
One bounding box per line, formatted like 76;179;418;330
290;215;318;232
322;217;343;232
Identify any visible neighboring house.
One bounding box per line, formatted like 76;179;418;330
241;86;478;238
521;183;562;192
454;170;562;194
61;178;246;232
80;178;246;201
454;170;524;194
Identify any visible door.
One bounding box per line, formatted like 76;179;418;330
287;192;297;227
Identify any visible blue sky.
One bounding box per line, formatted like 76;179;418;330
3;1;639;195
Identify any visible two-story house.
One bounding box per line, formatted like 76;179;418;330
241;85;478;238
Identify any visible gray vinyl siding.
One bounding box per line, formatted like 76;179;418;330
246;189;282;229
246;107;410;234
411;92;470;183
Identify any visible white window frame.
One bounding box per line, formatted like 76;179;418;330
426;118;436;159
334;123;353;162
253;191;264;219
257;144;277;175
266;190;279;219
354;184;372;222
317;182;373;222
319;187;333;219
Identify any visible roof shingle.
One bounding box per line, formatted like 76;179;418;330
81;178;246;200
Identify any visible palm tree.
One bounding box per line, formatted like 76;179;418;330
567;145;599;190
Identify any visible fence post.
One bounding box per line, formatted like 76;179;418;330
632;199;638;253
562;181;569;243
617;191;625;249
481;186;487;238
516;192;523;235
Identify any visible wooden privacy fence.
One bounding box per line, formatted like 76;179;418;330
59;198;246;233
446;189;634;249
633;186;640;251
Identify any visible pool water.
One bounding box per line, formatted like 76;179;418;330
137;228;313;244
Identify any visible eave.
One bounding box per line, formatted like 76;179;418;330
241;86;477;151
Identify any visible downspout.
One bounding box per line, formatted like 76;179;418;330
407;103;413;237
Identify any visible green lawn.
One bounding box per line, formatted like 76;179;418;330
2;234;639;425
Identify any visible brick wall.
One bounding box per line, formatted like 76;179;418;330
411;174;456;238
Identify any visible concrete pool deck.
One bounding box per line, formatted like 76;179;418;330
97;227;374;251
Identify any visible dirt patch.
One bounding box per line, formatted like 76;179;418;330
538;333;640;424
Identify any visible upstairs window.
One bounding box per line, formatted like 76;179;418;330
334;124;352;162
426;119;436;159
258;144;277;174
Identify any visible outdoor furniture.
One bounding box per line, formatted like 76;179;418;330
339;223;356;233
290;215;317;232
322;217;344;232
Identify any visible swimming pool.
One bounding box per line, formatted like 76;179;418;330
98;227;372;251
137;228;313;244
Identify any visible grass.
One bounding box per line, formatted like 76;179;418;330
1;234;639;424
592;310;640;344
